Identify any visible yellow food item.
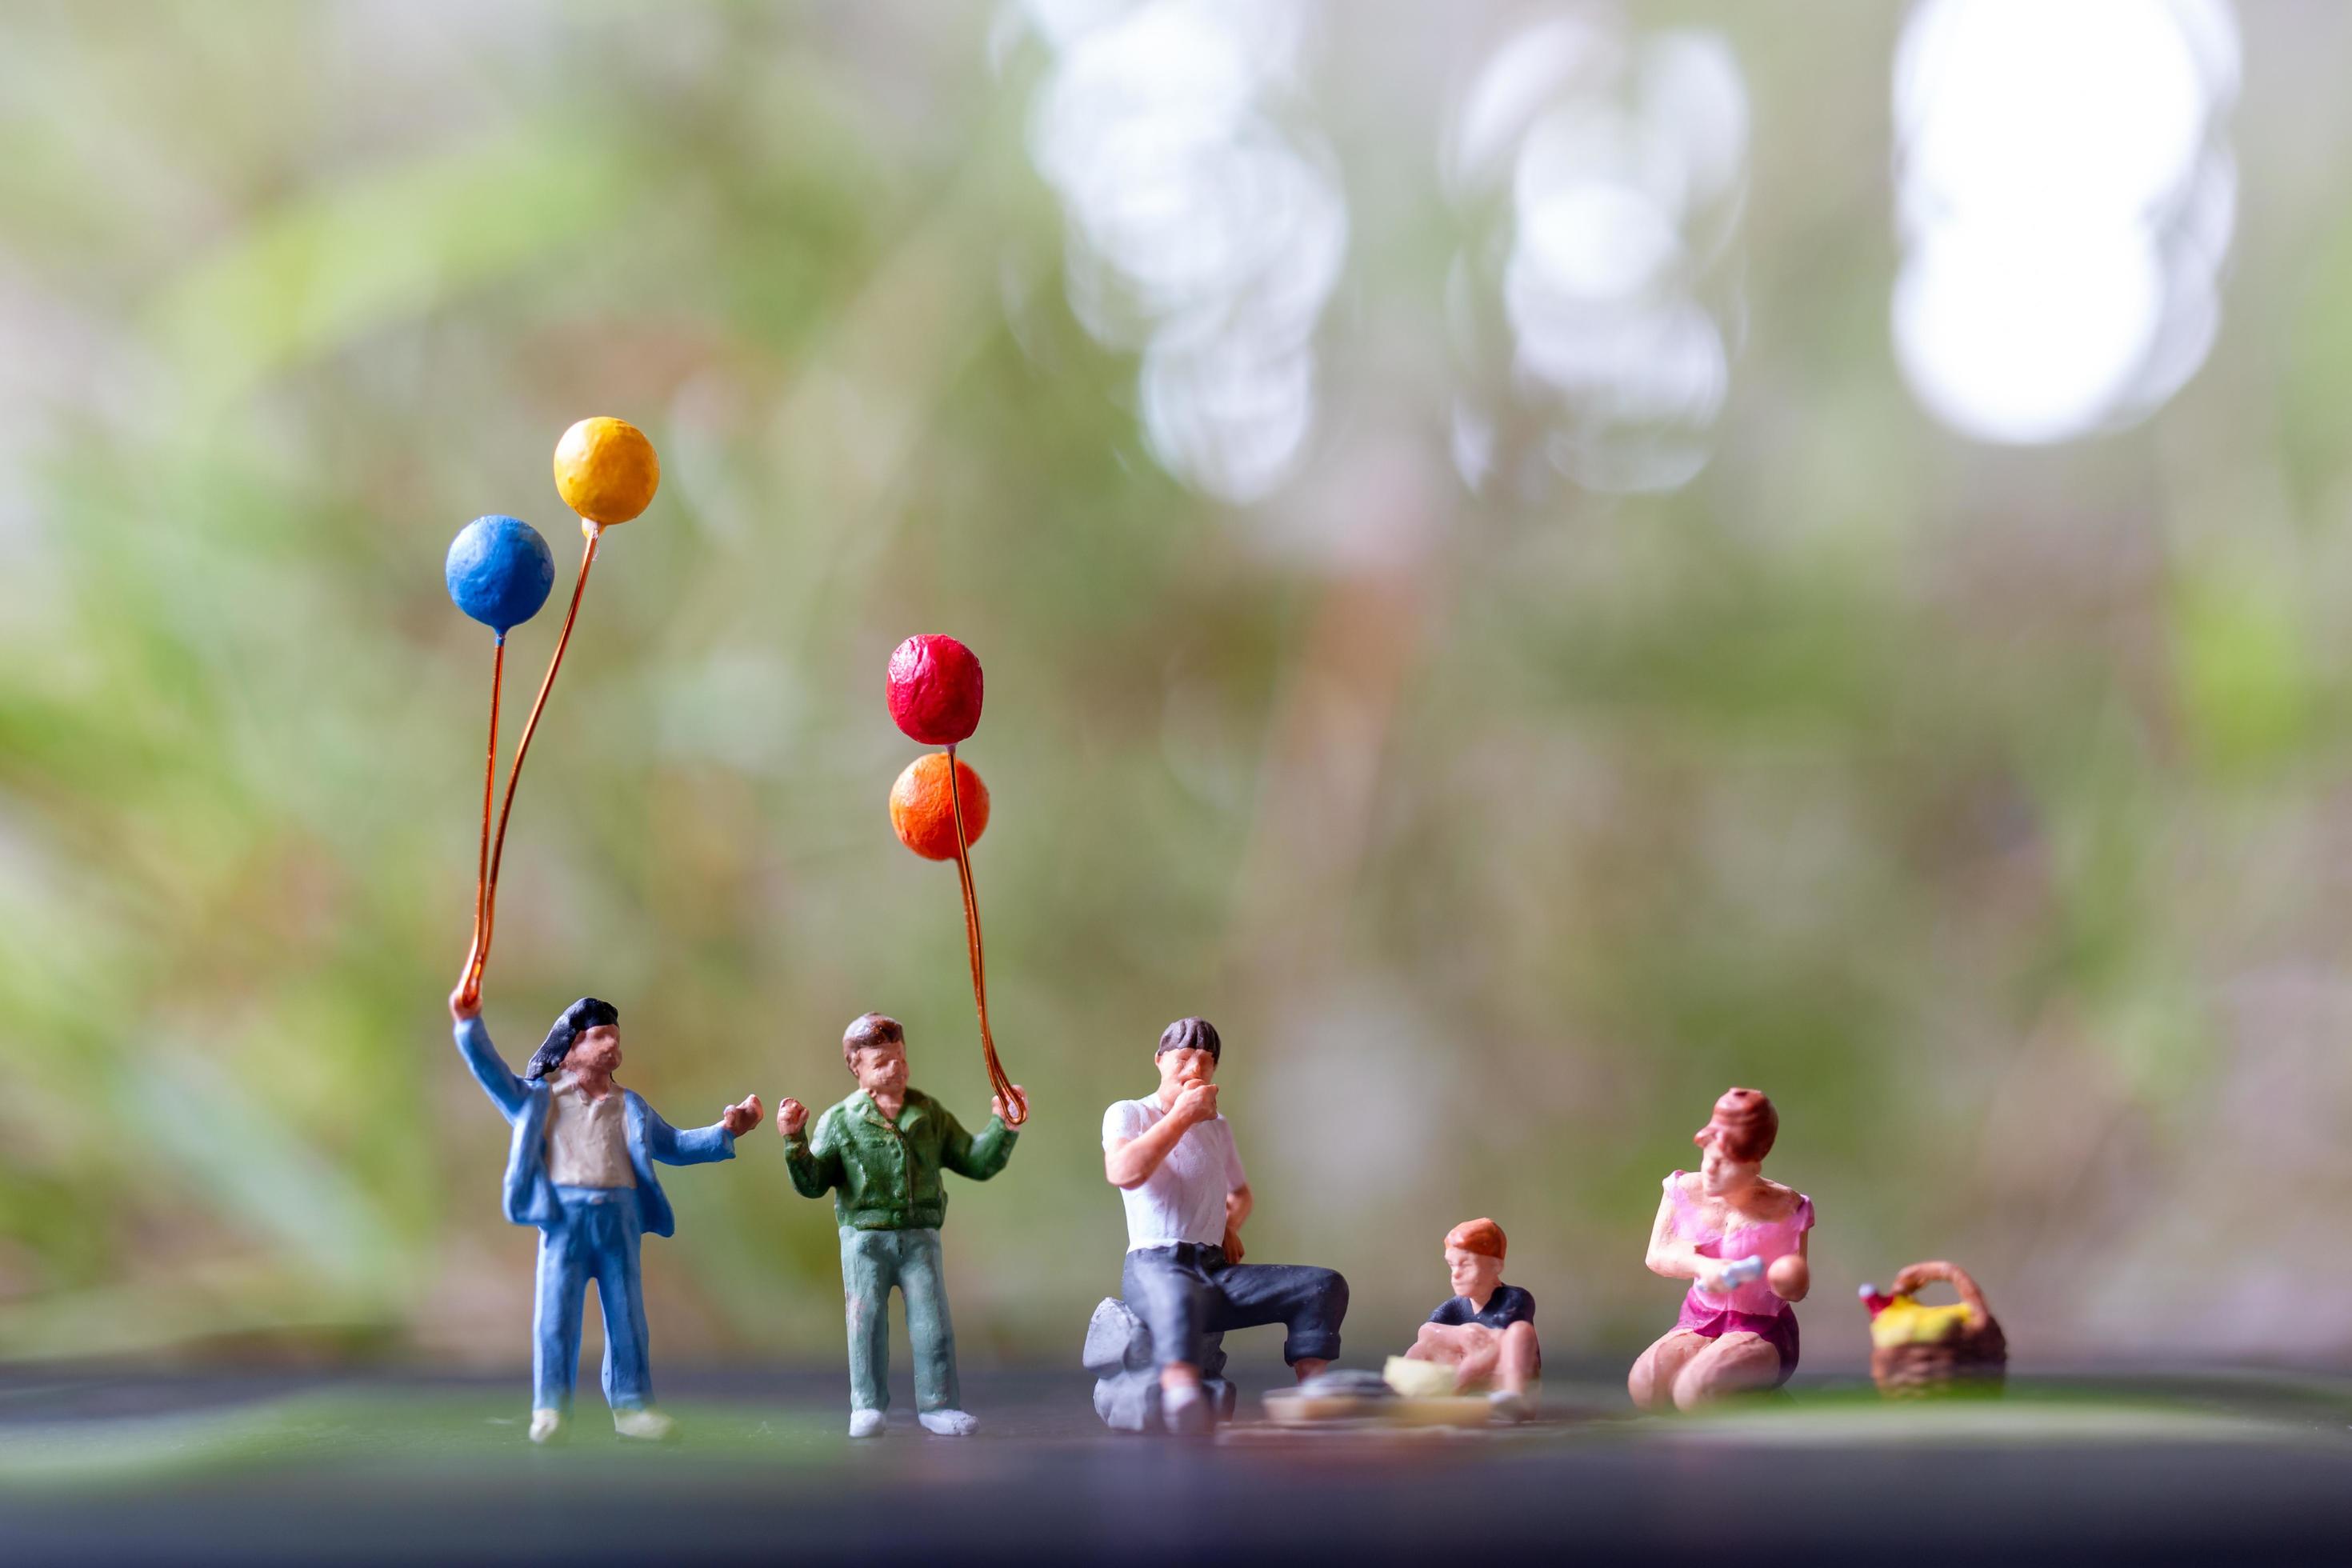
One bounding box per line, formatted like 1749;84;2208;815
1870;1298;1975;1350
1382;1356;1456;1398
553;417;660;526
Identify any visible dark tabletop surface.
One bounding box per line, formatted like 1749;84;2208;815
3;1359;2350;1565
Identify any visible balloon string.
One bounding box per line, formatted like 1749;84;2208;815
461;526;601;1005
946;744;1023;1126
456;635;505;1008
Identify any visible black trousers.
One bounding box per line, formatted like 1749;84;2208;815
1122;1243;1347;1370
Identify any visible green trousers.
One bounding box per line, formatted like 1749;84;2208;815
840;1226;959;1414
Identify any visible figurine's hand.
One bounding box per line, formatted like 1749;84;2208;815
448;984;481;1023
1171;1080;1219;1127
1454;1328;1502;1391
1221;1223;1246;1262
719;1094;762;1138
777;1098;809;1138
1694;1262;1727;1294
991;1084;1027;1123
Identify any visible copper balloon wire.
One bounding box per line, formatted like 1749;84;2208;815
457;524;602;1006
455;634;506;1009
946;743;1025;1126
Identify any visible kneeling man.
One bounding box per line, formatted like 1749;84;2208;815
1102;1017;1348;1434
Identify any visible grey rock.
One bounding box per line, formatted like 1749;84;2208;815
1085;1297;1235;1433
1082;1296;1152;1376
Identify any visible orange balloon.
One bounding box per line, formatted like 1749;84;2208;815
890;754;988;862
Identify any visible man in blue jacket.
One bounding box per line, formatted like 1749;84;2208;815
450;988;761;1443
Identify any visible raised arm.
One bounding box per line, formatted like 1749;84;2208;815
644;1098;755;1166
1643;1190;1718;1287
942;1090;1023;1182
1104;1082;1217;1189
776;1099;843;1199
448;989;528;1122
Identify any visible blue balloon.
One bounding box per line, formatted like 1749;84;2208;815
445;514;554;635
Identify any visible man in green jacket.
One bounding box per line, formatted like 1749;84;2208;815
778;1012;1021;1438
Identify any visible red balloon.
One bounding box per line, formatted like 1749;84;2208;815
887;634;984;746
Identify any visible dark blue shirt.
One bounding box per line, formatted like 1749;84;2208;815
1428;1282;1535;1331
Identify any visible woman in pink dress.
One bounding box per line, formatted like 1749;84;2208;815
1629;1087;1813;1410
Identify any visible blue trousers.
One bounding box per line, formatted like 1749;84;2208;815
1122;1242;1347;1370
534;1186;651;1414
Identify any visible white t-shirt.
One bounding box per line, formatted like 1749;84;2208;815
1102;1096;1247;1250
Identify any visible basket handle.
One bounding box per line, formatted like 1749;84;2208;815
1886;1259;1990;1328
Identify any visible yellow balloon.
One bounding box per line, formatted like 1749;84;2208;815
553;417;660;526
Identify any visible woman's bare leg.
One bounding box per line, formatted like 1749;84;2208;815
1670;1333;1782;1411
1629;1330;1708;1410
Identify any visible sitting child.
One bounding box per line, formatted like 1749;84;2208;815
1403;1217;1539;1419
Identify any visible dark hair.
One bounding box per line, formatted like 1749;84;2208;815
528;997;618;1081
1156;1017;1220;1063
842;1012;905;1069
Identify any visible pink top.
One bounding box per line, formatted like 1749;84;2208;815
1665;1170;1813;1321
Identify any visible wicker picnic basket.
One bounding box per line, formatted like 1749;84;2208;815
1869;1260;2007;1398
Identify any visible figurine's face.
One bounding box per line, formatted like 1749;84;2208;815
1157;1045;1218;1093
850;1039;909;1098
569;1024;622;1076
1445;1244;1503;1302
1698;1138;1761;1197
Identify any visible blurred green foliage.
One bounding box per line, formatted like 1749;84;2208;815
4;0;2352;1378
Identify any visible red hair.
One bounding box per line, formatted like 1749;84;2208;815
1444;1218;1506;1260
1694;1087;1778;1163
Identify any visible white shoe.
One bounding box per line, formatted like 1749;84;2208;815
528;1409;565;1445
918;1409;979;1437
1488;1390;1531;1423
611;1407;677;1442
1162;1383;1210;1436
847;1408;886;1438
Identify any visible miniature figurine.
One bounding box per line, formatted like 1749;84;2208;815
1401;1218;1540;1419
447;987;762;1444
778;1012;1022;1438
1102;1017;1349;1434
1628;1087;1813;1411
